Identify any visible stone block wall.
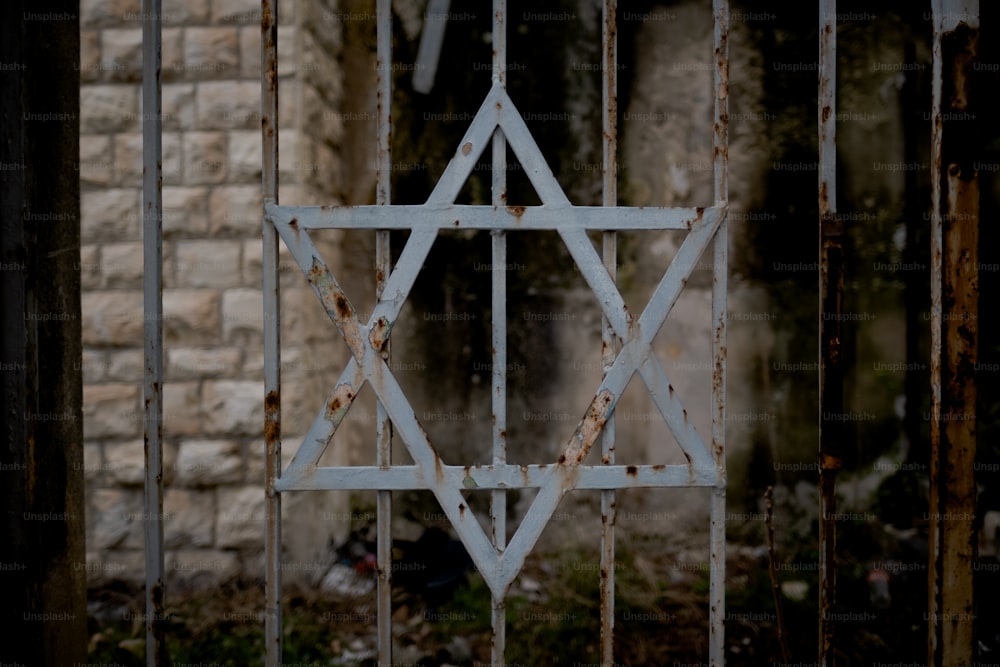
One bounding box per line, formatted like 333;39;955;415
79;0;356;589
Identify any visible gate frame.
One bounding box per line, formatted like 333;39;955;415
260;2;729;665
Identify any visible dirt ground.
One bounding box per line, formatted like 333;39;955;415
85;542;884;666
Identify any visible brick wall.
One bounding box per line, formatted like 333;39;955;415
79;0;356;589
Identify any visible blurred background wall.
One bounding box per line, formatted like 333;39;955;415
77;0;1000;593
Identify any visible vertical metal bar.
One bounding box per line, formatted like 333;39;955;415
929;28;943;666
599;2;618;665
375;0;393;664
817;3;841;665
412;0;451;94
709;1;729;665
261;0;281;664
141;0;166;664
929;2;979;665
490;2;508;663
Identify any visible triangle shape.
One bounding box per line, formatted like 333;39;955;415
426;81;573;208
454;141;544;206
281;359;368;484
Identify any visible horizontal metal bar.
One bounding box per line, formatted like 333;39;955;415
266;202;720;231
275;462;720;491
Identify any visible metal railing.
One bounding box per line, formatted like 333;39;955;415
259;1;729;665
132;1;984;665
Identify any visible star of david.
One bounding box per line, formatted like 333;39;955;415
265;79;725;599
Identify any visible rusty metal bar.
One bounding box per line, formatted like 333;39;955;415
929;2;979;665
710;1;729;664
375;0;393;663
817;2;841;665
490;0;508;663
276;203;713;231
600;1;618;665
261;0;281;664
277;463;721;491
141;0;165;663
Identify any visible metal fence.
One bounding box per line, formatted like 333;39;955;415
259;1;729;665
134;0;989;664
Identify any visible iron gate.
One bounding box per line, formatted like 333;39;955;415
260;1;729;664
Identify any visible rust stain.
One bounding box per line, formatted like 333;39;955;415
264;389;280;443
507;205;525;218
462;142;473;156
626;465;637;476
261;1;273;31
334;295;350;318
264;389;280;413
324;385;355;421
369;316;391;350
562;390;615;465
820;452;842;470
308;258;324;282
